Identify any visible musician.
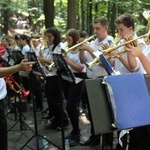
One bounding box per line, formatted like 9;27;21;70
79;30;89;115
0;59;34;150
110;13;146;74
125;44;150;73
79;17;114;149
19;34;32;105
112;13;150;150
1;36;11;64
38;27;69;130
29;36;44;112
62;28;86;146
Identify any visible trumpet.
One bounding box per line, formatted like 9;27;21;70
45;61;55;71
85;57;101;71
62;34;96;56
85;33;149;71
5;76;30;98
85;34;121;71
102;33;148;56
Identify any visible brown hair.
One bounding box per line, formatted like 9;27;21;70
115;13;135;30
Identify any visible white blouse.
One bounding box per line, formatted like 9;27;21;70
0;78;7;100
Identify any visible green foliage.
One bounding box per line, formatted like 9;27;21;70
1;0;150;36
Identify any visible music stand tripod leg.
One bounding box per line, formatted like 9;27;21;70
7;93;34;133
20;90;62;150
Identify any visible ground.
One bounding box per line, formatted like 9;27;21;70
6;99;119;150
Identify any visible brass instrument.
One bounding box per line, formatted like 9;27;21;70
62;34;96;56
85;34;121;71
85;57;100;71
5;76;30;98
102;34;148;56
45;61;55;71
85;33;149;70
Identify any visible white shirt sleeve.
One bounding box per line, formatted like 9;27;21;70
0;78;7;100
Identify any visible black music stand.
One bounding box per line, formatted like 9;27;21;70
11;50;24;64
7;91;34;133
84;53;117;149
0;54;32;133
27;51;46;78
52;52;76;150
20;52;62;150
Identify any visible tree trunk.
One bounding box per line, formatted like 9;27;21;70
43;0;54;28
2;1;9;34
87;0;93;35
67;0;77;29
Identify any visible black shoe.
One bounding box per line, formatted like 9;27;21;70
56;120;70;131
65;130;80;147
104;145;113;150
65;130;80;140
69;137;80;147
80;135;100;146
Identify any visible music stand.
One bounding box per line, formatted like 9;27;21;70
7;92;34;133
1;54;32;133
11;50;24;64
27;51;46;78
84;53;117;149
20;51;62;150
52;52;76;150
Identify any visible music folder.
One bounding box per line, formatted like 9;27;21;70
99;52;117;75
104;72;150;130
26;51;46;77
52;53;82;84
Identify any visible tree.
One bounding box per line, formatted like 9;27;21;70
67;0;77;29
1;0;10;34
43;0;54;28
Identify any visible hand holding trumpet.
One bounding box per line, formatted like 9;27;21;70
125;44;143;58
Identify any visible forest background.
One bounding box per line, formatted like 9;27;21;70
0;0;150;38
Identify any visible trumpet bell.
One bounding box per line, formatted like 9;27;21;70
85;62;93;71
21;90;30;98
85;57;101;71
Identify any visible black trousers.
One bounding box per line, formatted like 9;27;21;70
0;100;7;150
45;76;68;125
128;126;150;150
30;73;44;109
62;73;85;134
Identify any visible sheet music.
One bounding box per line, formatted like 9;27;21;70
27;52;46;77
52;53;82;84
11;50;24;64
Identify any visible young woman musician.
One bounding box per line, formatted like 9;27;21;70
38;27;69;130
19;34;32;104
62;28;86;146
